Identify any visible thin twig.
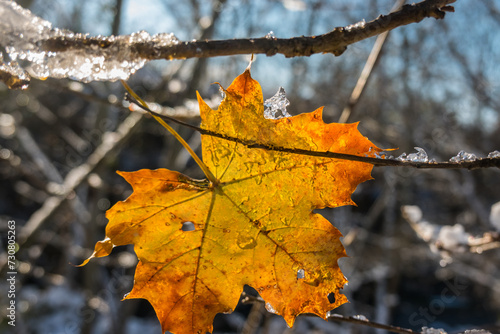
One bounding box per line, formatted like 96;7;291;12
126;95;500;170
327;313;420;334
41;0;456;60
338;0;406;123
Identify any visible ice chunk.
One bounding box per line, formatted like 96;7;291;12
0;1;178;83
396;147;429;162
449;150;477;163
265;31;276;39
396;152;407;161
407;147;429;162
345;19;366;31
352;314;368;321
487;150;500;158
264;87;291;119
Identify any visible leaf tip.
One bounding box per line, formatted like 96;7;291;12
78;238;115;267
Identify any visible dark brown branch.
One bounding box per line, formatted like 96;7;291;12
126;95;500;170
41;0;456;60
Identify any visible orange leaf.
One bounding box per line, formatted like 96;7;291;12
84;69;381;334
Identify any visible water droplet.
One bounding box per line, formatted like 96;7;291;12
219;86;226;99
181;221;195;231
297;268;305;279
236;234;257;249
264;87;291;119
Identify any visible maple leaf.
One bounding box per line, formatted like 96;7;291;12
83;69;381;334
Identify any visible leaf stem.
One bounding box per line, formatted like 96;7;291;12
120;80;218;185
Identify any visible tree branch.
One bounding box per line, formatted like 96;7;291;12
41;0;456;60
126;95;500;171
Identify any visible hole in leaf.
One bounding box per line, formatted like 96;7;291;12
181;221;195;232
297;268;305;279
327;292;336;304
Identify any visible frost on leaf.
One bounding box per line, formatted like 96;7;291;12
84;69;381;334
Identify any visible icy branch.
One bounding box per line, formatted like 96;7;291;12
0;0;177;84
0;0;455;87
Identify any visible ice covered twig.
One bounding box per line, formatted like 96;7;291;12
1;0;456;87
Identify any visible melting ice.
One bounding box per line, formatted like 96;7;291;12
396;147;428;162
449;150;477;163
488;150;500;159
265;31;276;39
345;19;366;31
264;87;291;119
0;1;178;83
